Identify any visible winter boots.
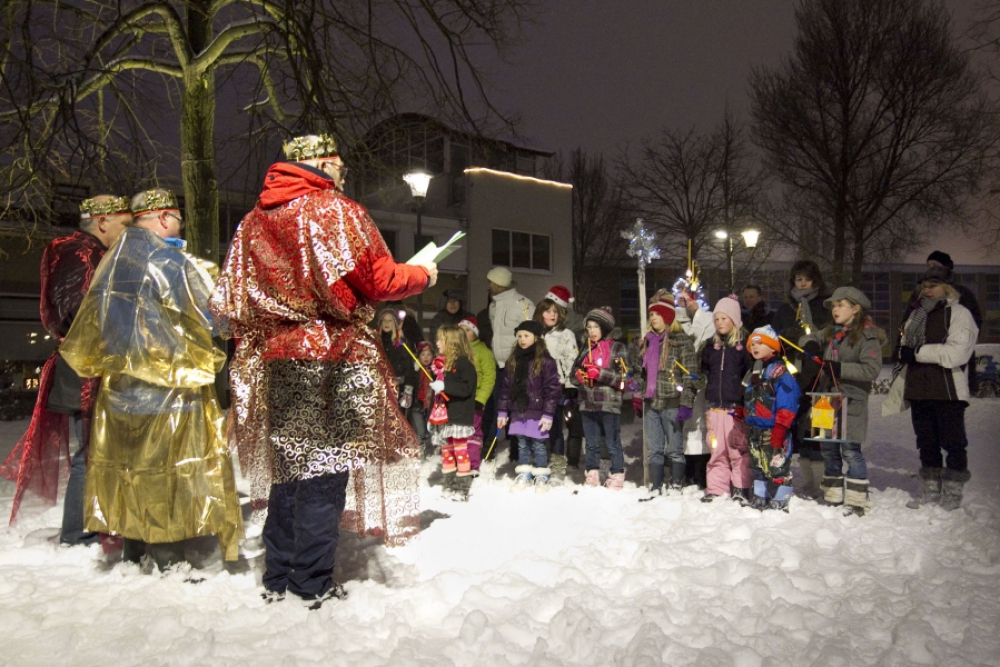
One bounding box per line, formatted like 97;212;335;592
843;479;872;516
604;472;625;491
668;461;687;494
939;469;971;511
797;456;824;499
549;454;568;484
821;475;845;505
731;487;751;507
768;485;794;513
512;465;533;492
640;464;665;502
532;467;551;494
440;446;457;474
585;469;600;487
906;467;942;509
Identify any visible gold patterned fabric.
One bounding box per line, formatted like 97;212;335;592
209;162;429;546
60;227;243;560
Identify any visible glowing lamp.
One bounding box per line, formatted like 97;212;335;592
741;229;760;248
403;171;432;200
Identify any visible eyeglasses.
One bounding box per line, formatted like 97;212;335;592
167;212;185;230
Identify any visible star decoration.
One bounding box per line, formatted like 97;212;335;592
621;218;660;269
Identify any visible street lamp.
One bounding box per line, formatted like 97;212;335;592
714;228;760;293
404;169;433;335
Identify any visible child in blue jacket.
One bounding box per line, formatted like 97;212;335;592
742;325;802;511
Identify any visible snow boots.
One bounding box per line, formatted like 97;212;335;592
797;456;824;499
731;487;751;507
906;467;942;509
640;464;664;502
939;469;971;511
821;475;845;506
843;479;871;516
585;469;600;487
668;461;687;494
532;467;551;494
750;480;769;511
512;465;533;492
549;454;568;483
768;485;794;513
604;472;625;491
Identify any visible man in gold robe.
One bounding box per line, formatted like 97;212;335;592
210;134;436;608
60;188;242;568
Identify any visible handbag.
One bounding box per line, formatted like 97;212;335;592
882;364;910;416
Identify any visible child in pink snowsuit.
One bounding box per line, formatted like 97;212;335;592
700;295;754;503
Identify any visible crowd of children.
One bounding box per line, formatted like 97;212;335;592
379;264;977;514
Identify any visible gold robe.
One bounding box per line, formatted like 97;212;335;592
60;227;242;560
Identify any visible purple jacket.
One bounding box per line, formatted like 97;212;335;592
498;354;561;421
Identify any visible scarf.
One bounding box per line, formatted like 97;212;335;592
791;286;820;329
903;296;944;350
643;330;668;399
830;324;849;361
510;343;537;408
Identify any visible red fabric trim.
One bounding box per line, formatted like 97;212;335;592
753;403;773;420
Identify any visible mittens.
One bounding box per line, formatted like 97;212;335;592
676;405;693;423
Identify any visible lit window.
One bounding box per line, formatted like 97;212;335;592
492;229;551;271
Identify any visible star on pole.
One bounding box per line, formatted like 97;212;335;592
621;218;661;269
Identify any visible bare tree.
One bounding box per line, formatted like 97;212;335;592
751;0;996;284
0;0;534;259
545;149;632;311
617;110;768;292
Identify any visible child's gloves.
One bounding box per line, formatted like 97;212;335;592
729;406;746;421
432;356;445;371
770;423;788;450
632;395;643;416
430;380;444;393
538;417;553;433
584;363;600;379
575;368;589;384
676;405;693;423
497;416;508;429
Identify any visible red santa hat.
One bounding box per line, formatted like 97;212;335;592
457;316;479;338
544;285;574;309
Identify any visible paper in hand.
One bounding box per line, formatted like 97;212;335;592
407;230;466;265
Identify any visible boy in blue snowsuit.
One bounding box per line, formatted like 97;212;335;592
742;325;802;511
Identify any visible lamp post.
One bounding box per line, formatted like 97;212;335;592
714;228;760;294
404;170;433;335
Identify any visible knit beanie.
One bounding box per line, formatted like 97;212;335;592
457;316;479;337
585;307;615;338
514;319;544;339
648;293;676;326
712;295;743;330
919;264;952;285
486;266;513;288
926;250;954;271
544;285;573;309
748;325;781;353
416;341;433;356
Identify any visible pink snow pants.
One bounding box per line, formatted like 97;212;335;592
705;409;753;495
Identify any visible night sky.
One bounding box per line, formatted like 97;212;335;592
486;0;983;157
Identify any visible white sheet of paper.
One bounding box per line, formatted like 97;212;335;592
406;230;466;265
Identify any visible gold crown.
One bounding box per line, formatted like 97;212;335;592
131;189;179;216
79;195;131;218
283;134;339;161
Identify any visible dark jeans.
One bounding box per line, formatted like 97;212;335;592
60;414;99;546
517;436;549;467
263;471;349;599
910;399;969;471
581;411;623;474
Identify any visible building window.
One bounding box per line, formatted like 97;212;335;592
492;229;551;271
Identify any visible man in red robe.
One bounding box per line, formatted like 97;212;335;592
210;134;437;608
1;195;130;543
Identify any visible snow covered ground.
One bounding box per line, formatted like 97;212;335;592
1;395;999;667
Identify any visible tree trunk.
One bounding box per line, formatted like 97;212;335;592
181;1;219;262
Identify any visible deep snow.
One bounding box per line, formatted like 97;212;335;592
1;395;999;667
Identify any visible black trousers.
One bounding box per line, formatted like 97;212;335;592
910;399;969;472
262;471;349;599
